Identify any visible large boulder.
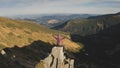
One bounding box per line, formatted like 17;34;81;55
39;46;74;68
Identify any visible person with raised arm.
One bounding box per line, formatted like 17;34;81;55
52;34;66;46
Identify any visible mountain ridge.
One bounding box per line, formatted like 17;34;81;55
53;12;120;36
10;14;94;27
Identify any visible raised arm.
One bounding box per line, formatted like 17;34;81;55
62;37;66;40
62;36;71;40
52;34;57;39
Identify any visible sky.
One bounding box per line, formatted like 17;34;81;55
0;0;120;16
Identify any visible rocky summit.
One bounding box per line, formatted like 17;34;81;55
36;46;74;68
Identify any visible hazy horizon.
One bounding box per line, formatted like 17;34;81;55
0;0;120;16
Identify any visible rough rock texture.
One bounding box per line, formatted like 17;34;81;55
42;46;74;68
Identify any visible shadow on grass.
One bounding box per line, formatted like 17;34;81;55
0;40;54;68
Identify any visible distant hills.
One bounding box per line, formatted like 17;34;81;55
9;14;95;27
53;12;120;36
88;12;120;19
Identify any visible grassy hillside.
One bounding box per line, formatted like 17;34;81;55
53;12;120;36
0;17;82;52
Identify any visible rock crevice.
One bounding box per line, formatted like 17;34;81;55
42;46;74;68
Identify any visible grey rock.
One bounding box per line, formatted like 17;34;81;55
42;46;74;68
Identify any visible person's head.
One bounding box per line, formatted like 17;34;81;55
58;34;61;37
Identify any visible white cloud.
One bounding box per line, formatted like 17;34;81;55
0;0;120;16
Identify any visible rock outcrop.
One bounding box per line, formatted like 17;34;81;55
41;46;74;68
0;50;6;55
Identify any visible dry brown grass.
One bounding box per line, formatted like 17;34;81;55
0;17;83;52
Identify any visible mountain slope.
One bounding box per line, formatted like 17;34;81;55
53;12;120;36
0;17;82;52
70;22;120;68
